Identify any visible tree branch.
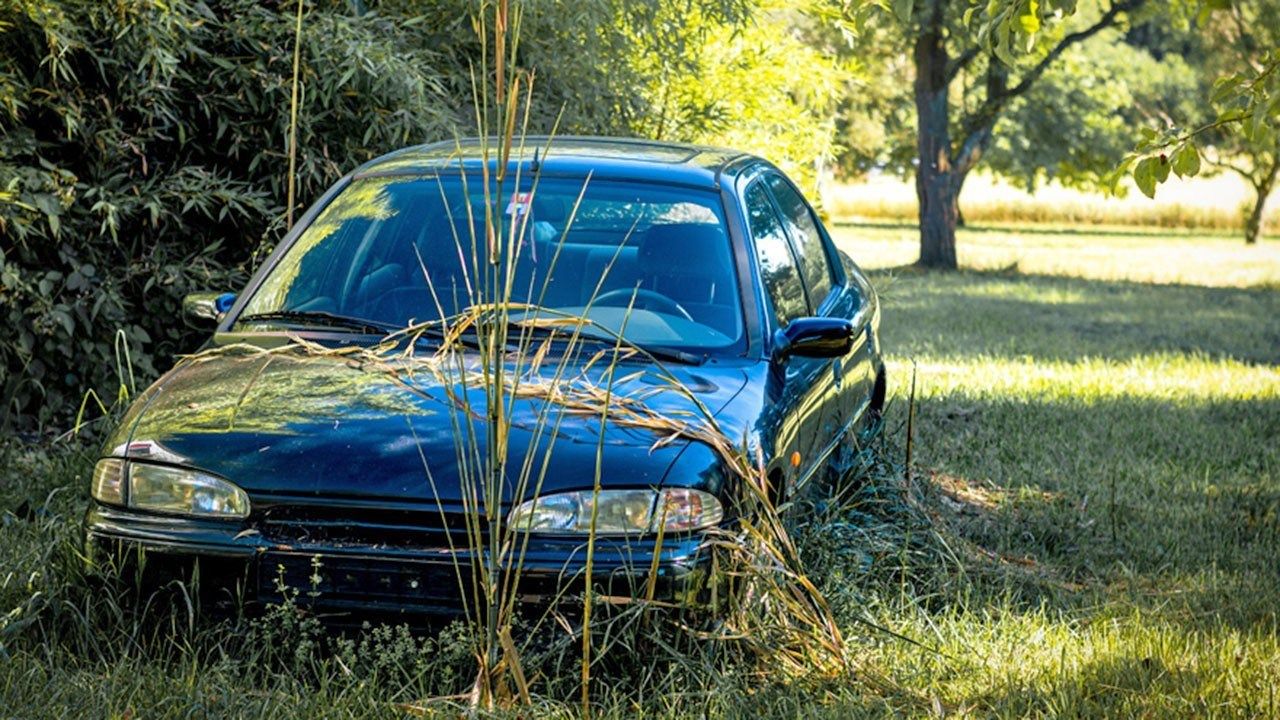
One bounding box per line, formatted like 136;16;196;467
957;0;1146;143
1004;0;1146;102
946;45;981;83
952;61;1008;178
1143;114;1255;154
1205;155;1260;186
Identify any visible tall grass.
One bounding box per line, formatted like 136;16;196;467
2;2;902;715
285;0;306;229
170;0;867;711
5;189;1280;716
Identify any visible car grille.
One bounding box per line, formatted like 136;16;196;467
256;503;475;550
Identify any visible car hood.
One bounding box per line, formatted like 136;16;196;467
105;343;750;505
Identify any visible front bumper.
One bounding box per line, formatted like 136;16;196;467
84;502;714;621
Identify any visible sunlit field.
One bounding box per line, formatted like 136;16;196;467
827;226;1280;716
836;223;1280;288
825;172;1280;238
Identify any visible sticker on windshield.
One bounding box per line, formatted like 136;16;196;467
506;192;533;217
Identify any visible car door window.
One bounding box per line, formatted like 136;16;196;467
766;174;836;309
745;181;808;327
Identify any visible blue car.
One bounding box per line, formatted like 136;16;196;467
85;137;885;618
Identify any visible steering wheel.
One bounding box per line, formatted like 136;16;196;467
594;287;694;322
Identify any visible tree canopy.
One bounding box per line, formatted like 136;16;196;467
836;0;1276;266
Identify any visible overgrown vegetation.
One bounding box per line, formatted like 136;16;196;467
3;226;1277;716
0;0;459;431
0;0;850;434
4;0;1278;716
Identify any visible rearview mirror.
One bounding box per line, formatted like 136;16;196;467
773;317;854;360
183;292;236;326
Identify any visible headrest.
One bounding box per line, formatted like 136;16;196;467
531;195;568;224
638;223;730;276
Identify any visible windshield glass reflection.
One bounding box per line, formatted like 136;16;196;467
237;175;745;354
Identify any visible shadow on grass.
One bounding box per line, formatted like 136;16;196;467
886;375;1280;634
857;264;1280;635
973;654;1266;717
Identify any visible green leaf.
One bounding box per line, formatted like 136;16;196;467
1133;157;1157;198
1018;0;1041;35
1171;143;1201;178
1217;107;1249;123
892;0;913;23
1250;102;1268;141
1153;154;1171;183
1210;75;1244;105
1108;155;1137;196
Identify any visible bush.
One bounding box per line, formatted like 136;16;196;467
0;0;482;432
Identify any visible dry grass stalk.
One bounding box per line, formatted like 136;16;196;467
177;0;884;707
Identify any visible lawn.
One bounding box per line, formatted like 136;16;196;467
2;226;1277;717
835;221;1280;287
829;224;1280;716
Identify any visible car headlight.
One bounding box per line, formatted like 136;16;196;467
508;488;723;535
91;458;127;506
91;459;250;519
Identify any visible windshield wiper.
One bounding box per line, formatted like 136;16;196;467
548;329;708;366
237;310;393;335
637;345;706;365
398;312;708;365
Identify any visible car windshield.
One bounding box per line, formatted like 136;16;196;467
236;174;745;355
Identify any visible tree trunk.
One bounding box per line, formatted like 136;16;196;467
1244;160;1277;245
951;165;977;229
913;6;958;269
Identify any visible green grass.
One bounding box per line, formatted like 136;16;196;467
3;226;1279;717
835;222;1280;288
826;226;1280;716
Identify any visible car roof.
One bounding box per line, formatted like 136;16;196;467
352;136;759;189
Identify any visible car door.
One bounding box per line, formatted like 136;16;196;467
764;173;875;447
742;179;829;497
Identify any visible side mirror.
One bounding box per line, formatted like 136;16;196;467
183;292;236;326
773;317;854;360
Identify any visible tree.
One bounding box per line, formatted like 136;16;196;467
1083;0;1279;244
1218;136;1279;245
833;16;1201;220
628;0;853;193
844;0;1149;268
